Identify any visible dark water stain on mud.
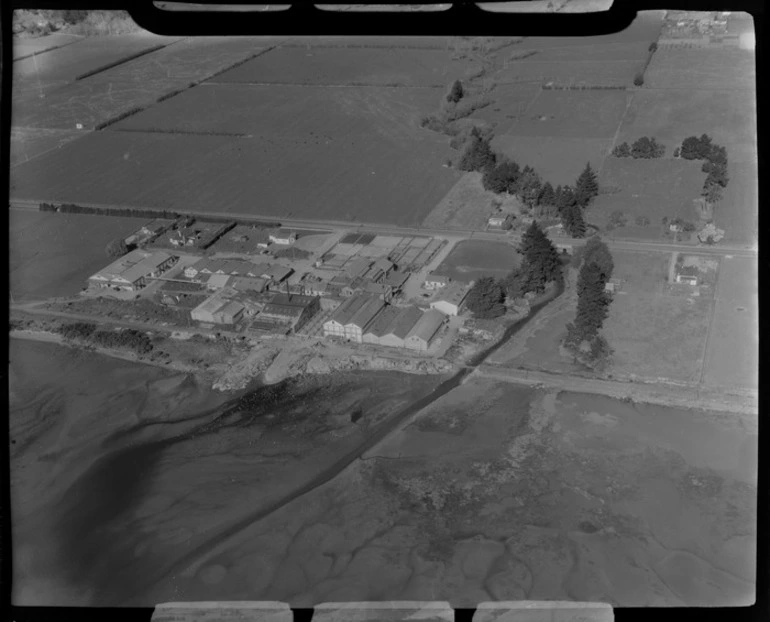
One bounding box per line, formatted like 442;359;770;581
18;273;568;605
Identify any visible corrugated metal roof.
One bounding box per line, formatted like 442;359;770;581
347;296;385;329
329;293;371;326
384;305;423;339
363;306;401;338
406;309;445;343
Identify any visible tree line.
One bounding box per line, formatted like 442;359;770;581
611;136;665;159
563;237;615;370
457;127;600;238
675;134;729;204
58;322;155;355
465;221;564;319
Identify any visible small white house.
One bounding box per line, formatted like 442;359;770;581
429;282;467;316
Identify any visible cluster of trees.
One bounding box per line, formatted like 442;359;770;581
58;322;154;355
563;237;615;370
465;222;564;318
611;136;665;159
421;78;495;138
676;134;729;203
461;129;599;238
106;238;130;257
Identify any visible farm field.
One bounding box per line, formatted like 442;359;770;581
10;128;85;167
491;135;612;185
13;33;179;95
702;255;758;389
434;239;520;284
495;60;640;87
468;82;542;132
208;45;481;86
10;130;461;227
588;157;705;232
506;89;632;139
615;89;756;158
285;36;454;49
9;210;148;302
601;251;713;383
715;161;757;245
644;46;755;90
110;83;440;140
509;40;651;62
421;173;501;231
13;33;82;60
12;37;275;130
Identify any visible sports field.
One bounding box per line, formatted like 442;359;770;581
10;130;461;227
507;89;632;139
434;239;520;284
209;46;481;86
589;157;705;231
110;83;440;140
702;256;758;389
491;135;611;185
645;46;755;90
9;210;148;301
13;37;273;130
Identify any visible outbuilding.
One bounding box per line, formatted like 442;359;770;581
429;282;468;316
404;309;446;352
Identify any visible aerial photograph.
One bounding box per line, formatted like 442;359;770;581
7;3;758;615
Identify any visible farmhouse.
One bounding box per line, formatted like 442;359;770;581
429;282;468;316
259;293;320;332
487;214;513;230
675;265;700;286
424;273;450;290
191;293;244;325
88;249;176;292
379;305;423;348
405;309;446;352
269;228;297;245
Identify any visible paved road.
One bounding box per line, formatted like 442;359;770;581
10;200;756;257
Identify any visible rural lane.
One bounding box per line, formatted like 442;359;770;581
9;201;757;257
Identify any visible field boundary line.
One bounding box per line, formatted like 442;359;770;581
600;90;635;176
506;84;543;135
12;35;85;62
698;256;722;385
74;42;171;81
202;80;445;89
